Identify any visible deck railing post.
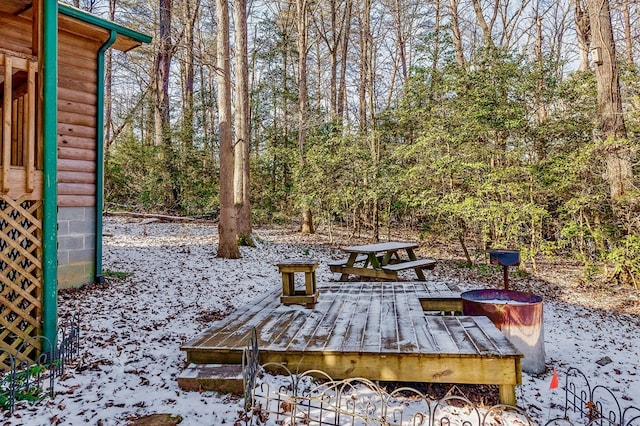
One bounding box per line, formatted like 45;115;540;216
26;60;36;193
2;55;12;193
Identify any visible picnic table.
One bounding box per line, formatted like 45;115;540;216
328;241;436;281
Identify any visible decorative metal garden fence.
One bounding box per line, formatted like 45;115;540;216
245;370;533;426
543;367;640;426
241;328;534;426
0;314;80;415
242;331;640;426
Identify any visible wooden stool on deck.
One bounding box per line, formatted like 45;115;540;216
278;260;319;307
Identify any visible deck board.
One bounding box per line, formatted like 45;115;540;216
194;291;280;347
305;288;353;351
181;281;523;404
361;285;383;352
326;284;362;351
395;284;420;352
407;287;439;352
189;291;271;344
379;285;400;352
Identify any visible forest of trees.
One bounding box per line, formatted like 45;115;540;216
68;0;639;286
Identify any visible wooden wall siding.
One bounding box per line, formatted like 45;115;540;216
57;30;99;208
0;1;34;16
0;13;100;208
0;16;32;56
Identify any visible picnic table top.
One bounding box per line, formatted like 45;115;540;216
342;241;418;254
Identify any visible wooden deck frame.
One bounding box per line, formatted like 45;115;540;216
181;282;522;405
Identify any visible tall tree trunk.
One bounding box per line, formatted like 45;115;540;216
154;0;171;148
429;0;441;100
449;0;465;67
393;0;407;80
470;0;497;48
297;0;314;234
199;61;210;144
357;0;372;134
574;0;591;71
358;0;380;240
311;0;345;122
216;0;240;258
182;0;200;147
588;0;633;200
336;0;352;121
154;0;181;210
281;25;290;197
621;0;634;67
329;0;338;120
534;14;548;160
233;0;253;243
105;0;116;156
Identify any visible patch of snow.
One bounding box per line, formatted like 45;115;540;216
7;217;640;425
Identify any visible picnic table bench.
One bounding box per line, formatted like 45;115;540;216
329;241;436;281
327;254;369;268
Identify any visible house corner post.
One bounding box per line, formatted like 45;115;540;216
42;0;58;353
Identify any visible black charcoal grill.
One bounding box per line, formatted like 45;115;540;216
489;249;520;290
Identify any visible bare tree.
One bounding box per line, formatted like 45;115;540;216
154;0;172;148
470;0;498;47
497;0;532;49
105;0;117;155
392;0;408;80
545;1;571;80
180;0;201;147
588;0;633;200
216;0;240;258
468;0;531;50
621;0;635;67
336;0;352;121
534;13;548;160
311;0;352;122
354;0;382;240
448;0;466;67
430;0;442;98
574;0;591;71
357;0;372;133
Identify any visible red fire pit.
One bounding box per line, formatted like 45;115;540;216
461;289;545;374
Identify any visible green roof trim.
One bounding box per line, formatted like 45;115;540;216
59;4;152;45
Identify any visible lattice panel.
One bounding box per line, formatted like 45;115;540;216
0;194;42;367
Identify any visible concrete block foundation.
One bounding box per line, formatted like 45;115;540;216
57;206;96;288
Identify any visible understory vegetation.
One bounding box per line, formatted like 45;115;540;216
104;42;640;287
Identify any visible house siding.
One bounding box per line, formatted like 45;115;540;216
0;13;100;287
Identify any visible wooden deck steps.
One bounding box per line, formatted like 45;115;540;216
177;363;244;394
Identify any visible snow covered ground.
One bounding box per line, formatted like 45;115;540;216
7;217;640;425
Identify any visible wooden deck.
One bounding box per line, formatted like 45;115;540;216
181;281;522;404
